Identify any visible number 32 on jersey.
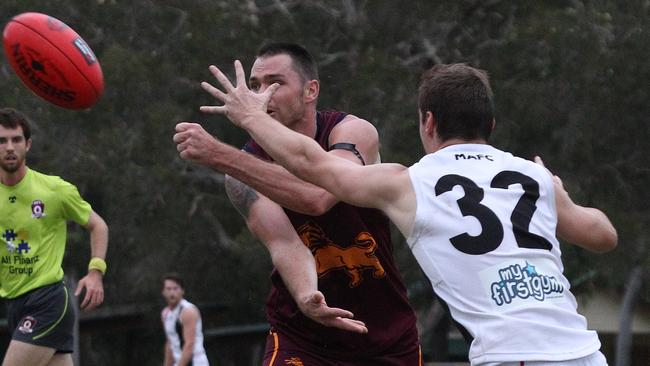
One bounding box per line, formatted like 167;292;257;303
435;171;552;255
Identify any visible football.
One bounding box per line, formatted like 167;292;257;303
2;12;104;109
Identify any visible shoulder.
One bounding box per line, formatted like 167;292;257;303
38;171;78;191
337;113;376;129
505;151;552;179
27;170;80;197
330;114;378;140
180;302;200;322
180;299;200;313
28;169;66;187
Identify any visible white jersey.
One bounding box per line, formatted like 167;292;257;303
407;144;601;365
162;299;209;366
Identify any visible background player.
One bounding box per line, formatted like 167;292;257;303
0;108;109;366
161;273;210;366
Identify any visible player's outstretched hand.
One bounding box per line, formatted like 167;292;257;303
199;60;279;128
75;270;104;311
297;291;368;334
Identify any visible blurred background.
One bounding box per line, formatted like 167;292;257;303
0;0;648;365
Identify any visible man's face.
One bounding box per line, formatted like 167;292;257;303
162;279;184;306
0;125;30;174
249;54;308;129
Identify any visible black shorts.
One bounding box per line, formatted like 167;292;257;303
6;281;75;353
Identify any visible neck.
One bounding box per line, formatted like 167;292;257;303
0;165;27;186
428;138;487;154
168;299;182;309
290;109;318;139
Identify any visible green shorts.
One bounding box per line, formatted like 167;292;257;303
6;281;75;353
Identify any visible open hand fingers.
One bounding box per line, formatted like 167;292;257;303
326;318;368;334
312;306;368;334
208;65;235;93
534;155;554;176
201;81;227;101
234;60;246;89
199;105;227;115
199;61;268;123
534;155;566;190
316;306;354;319
202;66;233;116
81;288;104;311
264;83;280;97
77;281;104;311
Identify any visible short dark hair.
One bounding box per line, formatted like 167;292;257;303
162;272;184;289
256;42;319;82
418;64;494;141
0;108;32;140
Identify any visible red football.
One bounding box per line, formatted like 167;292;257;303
2;12;103;109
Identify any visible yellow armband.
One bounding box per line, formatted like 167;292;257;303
88;257;107;275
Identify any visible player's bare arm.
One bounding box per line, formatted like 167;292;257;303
224;174;260;218
225;175;368;333
161;312;174;366
163;340;173;366
201;60;418;236
75;210;108;311
535;156;618;252
327;114;381;166
177;307;198;366
174;122;338;215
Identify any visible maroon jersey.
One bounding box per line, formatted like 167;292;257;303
244;111;419;359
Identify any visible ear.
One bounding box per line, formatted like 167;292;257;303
304;79;319;103
491;118;496;132
424;111;436;138
25;138;32;152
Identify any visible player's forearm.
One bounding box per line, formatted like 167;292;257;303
214;139;337;214
90;230;108;259
164;355;173;366
231;187;320;301
163;342;173;366
87;212;108;259
269;239;318;303
177;343;195;366
241;112;330;193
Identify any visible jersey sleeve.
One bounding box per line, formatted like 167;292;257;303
56;179;92;226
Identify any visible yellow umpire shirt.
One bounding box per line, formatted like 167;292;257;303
0;168;91;298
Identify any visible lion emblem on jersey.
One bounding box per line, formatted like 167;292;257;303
297;222;386;287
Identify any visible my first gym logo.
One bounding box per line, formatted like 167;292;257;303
485;261;564;307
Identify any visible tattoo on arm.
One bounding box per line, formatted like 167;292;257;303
224;175;259;218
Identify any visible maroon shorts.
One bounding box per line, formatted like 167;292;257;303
263;329;422;366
